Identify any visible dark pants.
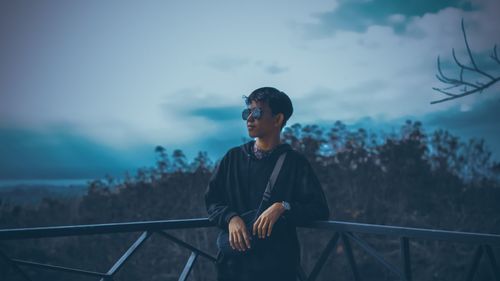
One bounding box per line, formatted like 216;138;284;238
215;250;298;281
217;272;296;281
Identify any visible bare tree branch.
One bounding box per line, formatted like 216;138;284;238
431;19;500;104
491;45;500;65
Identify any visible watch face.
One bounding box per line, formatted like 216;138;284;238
282;201;291;211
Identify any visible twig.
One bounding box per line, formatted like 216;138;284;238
432;19;500;104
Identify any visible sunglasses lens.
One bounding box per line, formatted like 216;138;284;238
242;109;250;120
242;108;262;120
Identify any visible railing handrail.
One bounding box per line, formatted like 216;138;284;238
1;218;499;246
0;218;212;240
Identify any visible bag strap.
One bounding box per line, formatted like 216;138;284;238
253;152;287;220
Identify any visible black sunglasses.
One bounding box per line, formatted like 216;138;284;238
242;107;264;120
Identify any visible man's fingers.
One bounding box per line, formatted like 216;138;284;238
259;219;269;238
234;231;242;251
255;218;263;238
253;217;260;236
238;230;247;251
267;220;274;237
242;229;251;249
229;232;235;250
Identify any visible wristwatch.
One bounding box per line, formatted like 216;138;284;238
281;201;291;212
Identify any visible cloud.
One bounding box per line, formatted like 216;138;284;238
207;57;290;75
190;105;242;121
424;97;500;135
303;0;474;36
264;64;289;74
286;0;499;124
292;80;389;123
254;61;290;74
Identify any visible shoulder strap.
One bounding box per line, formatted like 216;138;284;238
254;152;287;218
263;152;287;200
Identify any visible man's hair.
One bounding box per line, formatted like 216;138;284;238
243;87;293;130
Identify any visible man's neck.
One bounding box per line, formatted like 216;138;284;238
255;135;281;151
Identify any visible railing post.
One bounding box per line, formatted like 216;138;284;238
178;251;198;281
400;237;412;281
341;232;362;281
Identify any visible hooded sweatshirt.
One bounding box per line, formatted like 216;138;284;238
204;139;330;280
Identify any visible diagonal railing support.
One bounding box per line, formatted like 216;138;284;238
307;232;340;281
484;245;500;281
341;232;362;281
0;249;33;281
12;258;108;278
346;232;406;280
157;231;216;262
100;231;152;281
178;251;198;281
297;264;308;281
465;245;484;281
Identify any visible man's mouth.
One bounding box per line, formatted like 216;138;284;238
247;125;255;130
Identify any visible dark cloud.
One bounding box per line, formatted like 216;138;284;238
381;98;500;161
421;98;500;161
0;127;152;179
436;48;500;82
311;97;500;161
306;0;474;36
263;64;289;74
0;123;250;180
190;105;243;121
424;98;500;138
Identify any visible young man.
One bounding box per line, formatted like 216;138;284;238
204;87;330;281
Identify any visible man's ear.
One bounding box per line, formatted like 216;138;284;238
274;113;284;128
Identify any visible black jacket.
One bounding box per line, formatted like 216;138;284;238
204;140;330;280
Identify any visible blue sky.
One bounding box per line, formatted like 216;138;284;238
1;0;499;179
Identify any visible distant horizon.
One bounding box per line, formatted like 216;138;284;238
0;179;94;187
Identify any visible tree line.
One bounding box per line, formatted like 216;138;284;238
1;120;499;281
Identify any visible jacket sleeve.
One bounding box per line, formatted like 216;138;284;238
286;157;330;225
204;153;238;230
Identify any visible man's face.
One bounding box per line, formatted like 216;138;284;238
245;100;280;139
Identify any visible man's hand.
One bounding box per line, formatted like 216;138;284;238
228;216;252;251
253;202;285;239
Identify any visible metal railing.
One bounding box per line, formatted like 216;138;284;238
1;219;499;281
